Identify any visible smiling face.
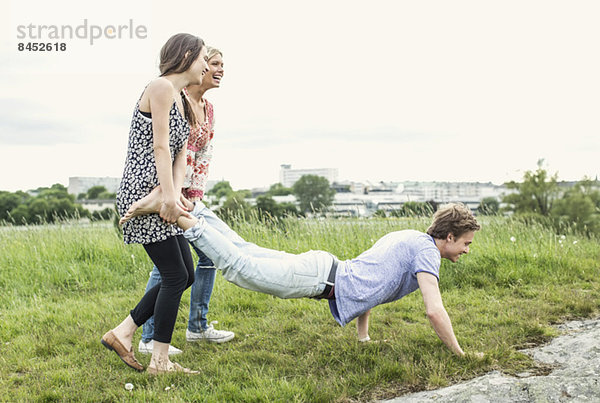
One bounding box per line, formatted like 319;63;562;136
201;53;224;89
187;46;209;85
440;231;475;262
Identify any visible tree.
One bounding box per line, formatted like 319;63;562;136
208;181;234;199
2;184;88;225
218;191;253;223
28;198;51;223
32;183;68;195
552;178;600;235
266;183;293;196
478;197;499;215
236;189;252;199
255;195;299;219
86;186;108;199
255;195;278;217
292;175;336;213
0;191;28;221
277;202;301;217
91;208;116;221
503;160;559;216
9;204;30;224
99;191;116;199
569;177;600;208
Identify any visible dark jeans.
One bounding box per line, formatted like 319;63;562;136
129;235;194;343
141;244;216;341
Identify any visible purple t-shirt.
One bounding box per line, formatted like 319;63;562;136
329;230;440;326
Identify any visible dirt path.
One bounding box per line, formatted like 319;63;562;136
383;318;600;402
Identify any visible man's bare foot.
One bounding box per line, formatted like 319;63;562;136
119;187;163;225
147;357;199;375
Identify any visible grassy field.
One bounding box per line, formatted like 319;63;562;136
0;216;598;402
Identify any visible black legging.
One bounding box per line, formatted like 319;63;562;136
129;235;194;343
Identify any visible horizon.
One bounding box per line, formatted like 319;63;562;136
3;168;597;195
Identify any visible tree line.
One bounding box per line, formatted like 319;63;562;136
2;167;598;236
0;184;114;224
499;160;600;236
207;174;336;222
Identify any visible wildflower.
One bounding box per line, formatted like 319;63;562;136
560;235;566;240
573;240;578;245
125;383;134;391
558;239;563;244
510;236;516;243
533;253;538;258
165;386;171;391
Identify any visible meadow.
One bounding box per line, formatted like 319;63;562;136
0;216;598;402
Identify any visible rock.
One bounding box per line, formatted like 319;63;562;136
382;318;600;402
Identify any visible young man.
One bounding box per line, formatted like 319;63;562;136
121;190;480;356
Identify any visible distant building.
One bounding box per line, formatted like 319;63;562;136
273;164;511;216
79;199;115;212
279;164;338;188
68;177;121;196
364;181;402;194
398;181;505;203
327;181;510;216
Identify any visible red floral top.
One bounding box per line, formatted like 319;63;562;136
182;88;215;201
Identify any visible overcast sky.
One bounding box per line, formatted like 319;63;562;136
1;0;599;192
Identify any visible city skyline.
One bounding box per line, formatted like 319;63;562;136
1;158;598;194
2;0;599;192
53;167;596;197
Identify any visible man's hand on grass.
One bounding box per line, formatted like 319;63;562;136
464;351;485;359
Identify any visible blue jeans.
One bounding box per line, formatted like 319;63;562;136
141;243;216;342
183;202;333;299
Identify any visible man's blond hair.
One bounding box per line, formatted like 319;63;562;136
426;203;480;239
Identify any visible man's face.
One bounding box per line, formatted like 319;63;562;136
442;231;475;262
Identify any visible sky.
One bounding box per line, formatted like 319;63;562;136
1;0;599;192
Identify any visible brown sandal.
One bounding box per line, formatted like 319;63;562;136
101;330;144;372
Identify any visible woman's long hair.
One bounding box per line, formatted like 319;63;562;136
159;33;205;127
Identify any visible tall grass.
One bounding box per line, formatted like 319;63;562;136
0;217;598;401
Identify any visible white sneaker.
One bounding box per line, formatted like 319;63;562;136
186;321;235;343
138;339;182;355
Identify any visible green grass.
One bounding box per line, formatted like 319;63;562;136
0;217;598;402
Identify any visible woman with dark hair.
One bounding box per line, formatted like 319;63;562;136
139;46;235;355
101;33;208;374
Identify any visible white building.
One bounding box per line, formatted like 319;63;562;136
79;199;115;213
399;181;506;204
279;164;338;188
330;181;509;216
